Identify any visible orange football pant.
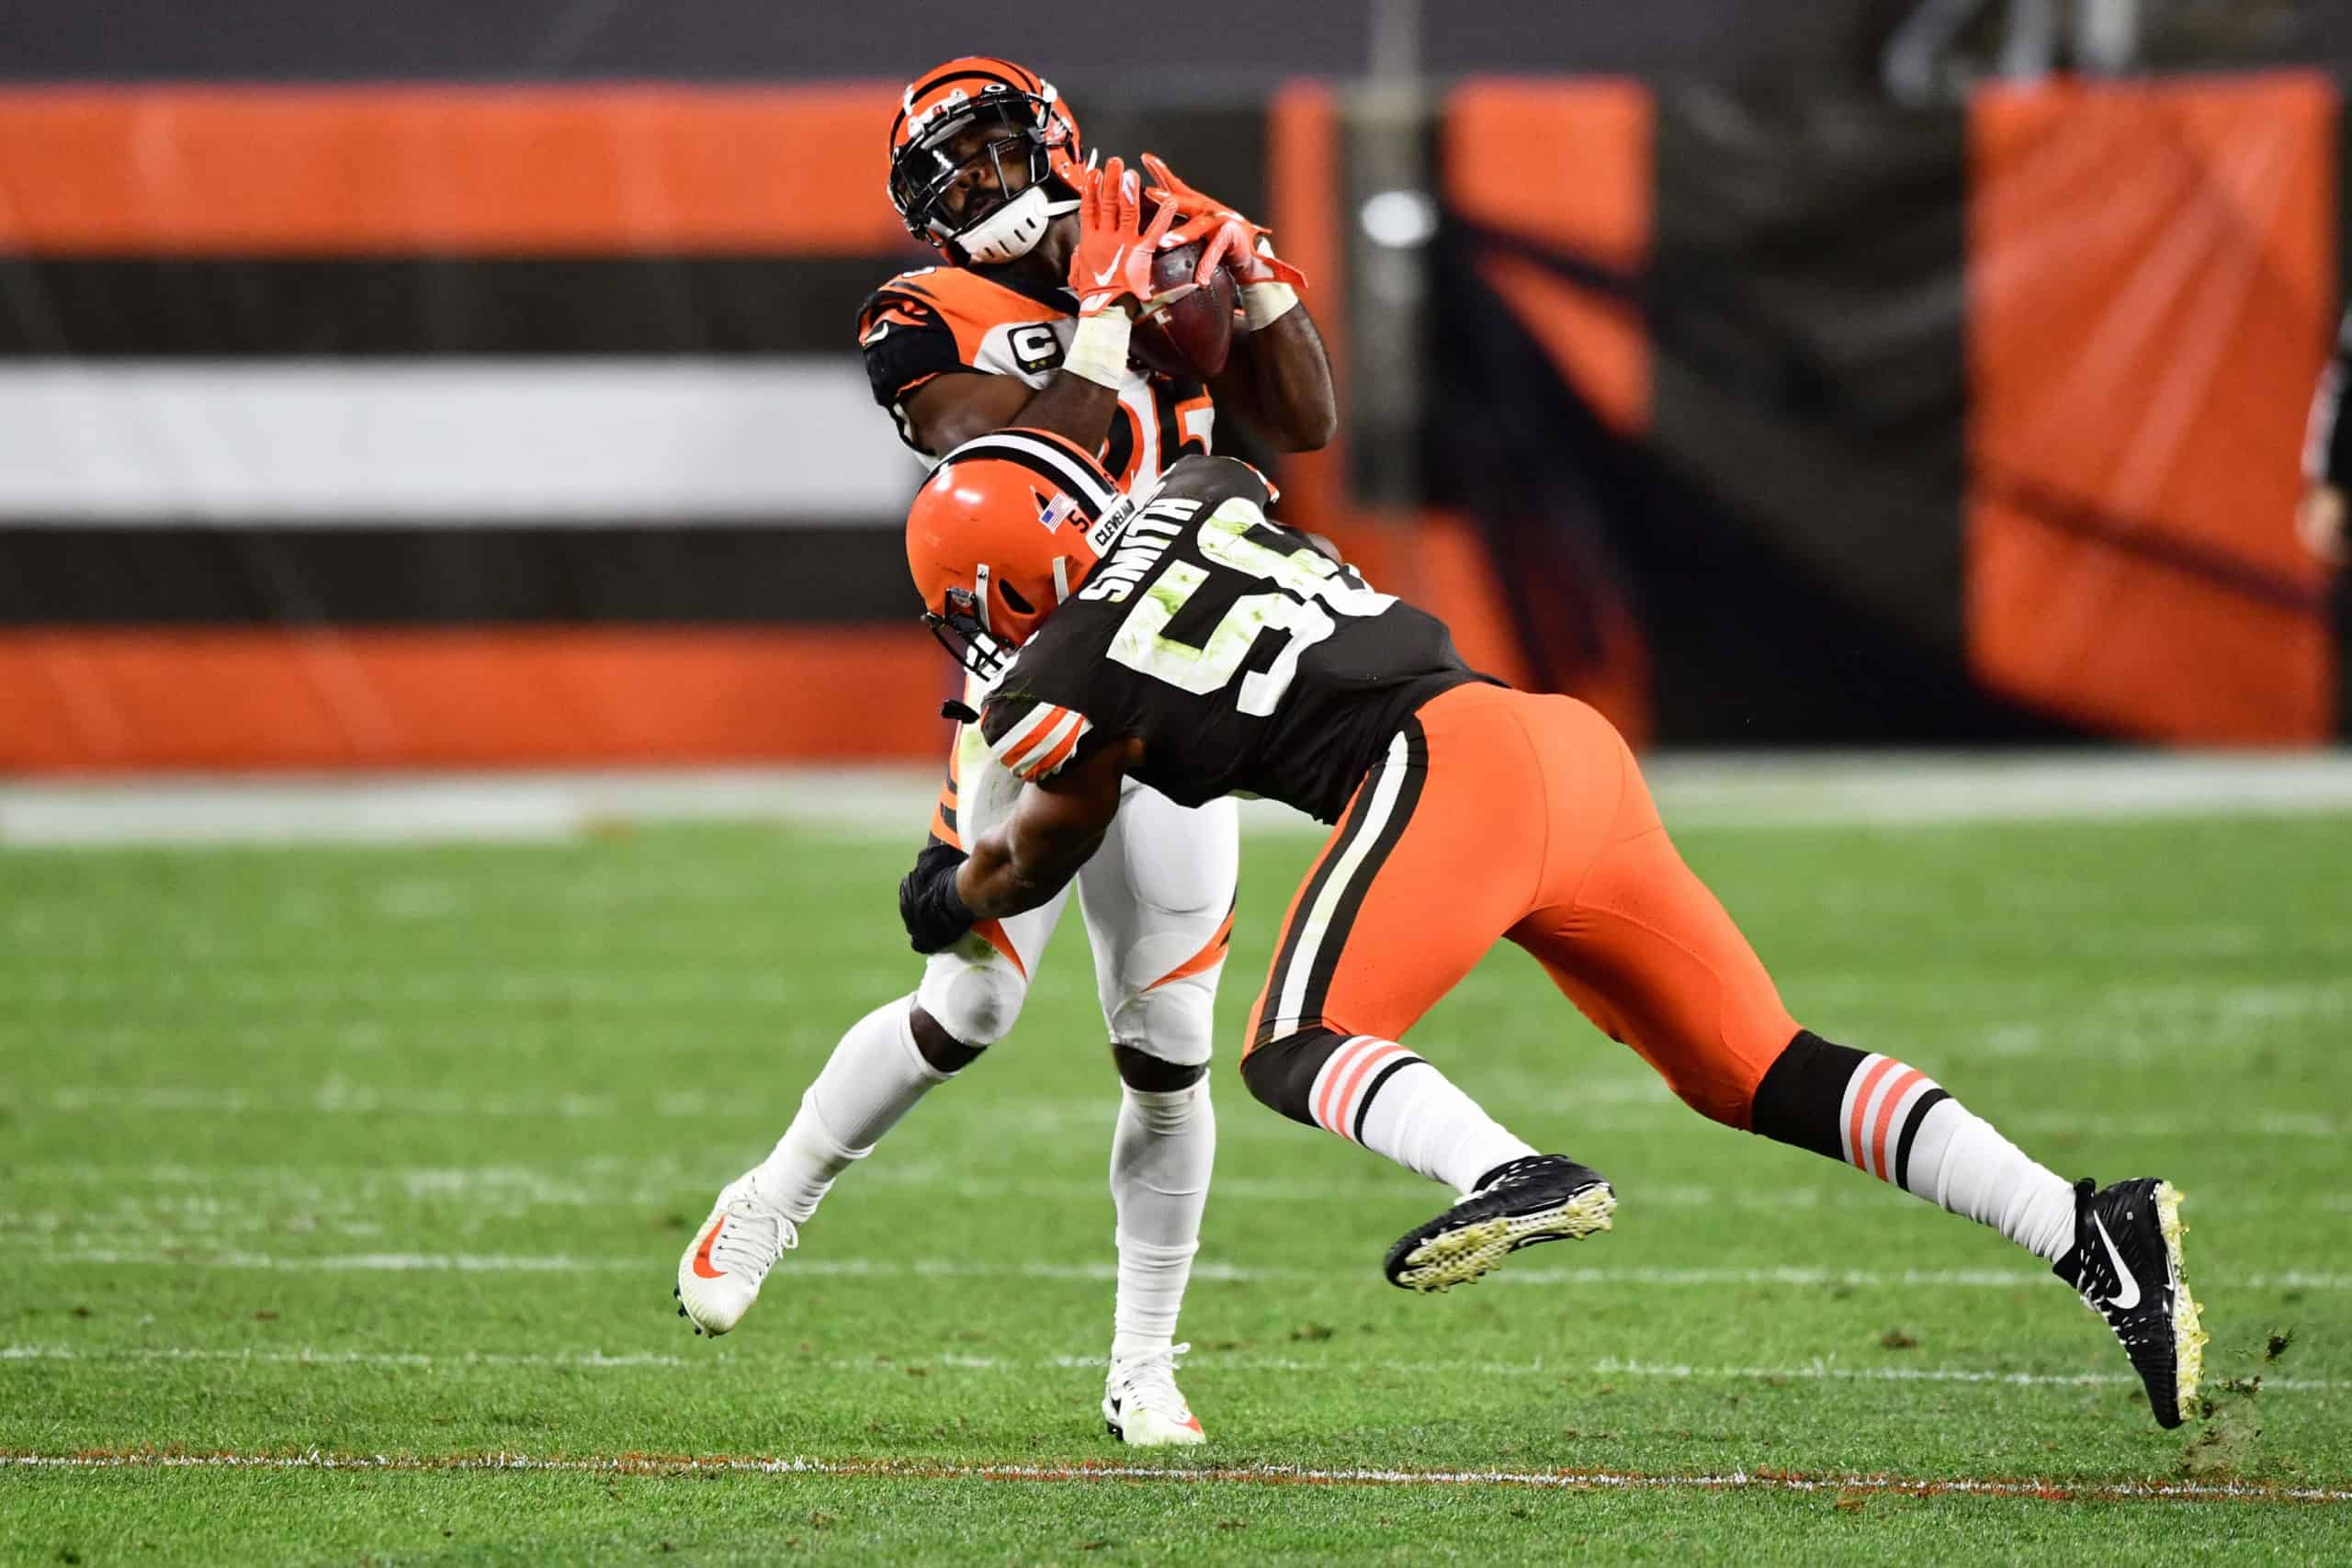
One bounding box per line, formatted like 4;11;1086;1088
1242;682;1798;1128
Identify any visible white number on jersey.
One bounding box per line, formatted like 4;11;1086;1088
1106;499;1396;716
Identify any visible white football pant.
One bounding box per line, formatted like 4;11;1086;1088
915;721;1237;1066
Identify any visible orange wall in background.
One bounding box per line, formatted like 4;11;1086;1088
1434;80;1655;738
0;629;948;771
1968;74;2339;742
0;86;910;254
1446;79;1653;437
8;77;2339;769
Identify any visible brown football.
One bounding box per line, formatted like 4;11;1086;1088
1128;231;1238;382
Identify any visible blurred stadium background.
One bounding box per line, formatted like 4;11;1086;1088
6;4;2352;1562
2;0;2347;784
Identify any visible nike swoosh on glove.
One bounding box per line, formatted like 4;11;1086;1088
1067;157;1187;318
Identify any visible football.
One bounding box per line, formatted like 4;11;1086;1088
1129;230;1239;381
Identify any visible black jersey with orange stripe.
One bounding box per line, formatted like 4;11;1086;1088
857;264;1216;491
977;455;1495;824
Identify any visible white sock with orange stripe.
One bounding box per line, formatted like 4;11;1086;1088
1307;1036;1536;1196
1751;1034;2075;1262
750;994;951;1224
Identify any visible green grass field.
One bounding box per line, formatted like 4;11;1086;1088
4;804;2349;1562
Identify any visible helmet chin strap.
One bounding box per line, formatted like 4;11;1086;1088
956;185;1080;265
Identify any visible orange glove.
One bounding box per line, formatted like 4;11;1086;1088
1067;157;1187;319
1139;152;1307;289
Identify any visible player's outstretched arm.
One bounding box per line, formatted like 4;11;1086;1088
1140;153;1337;453
896;737;1140;954
1211;300;1337;453
957;739;1139;922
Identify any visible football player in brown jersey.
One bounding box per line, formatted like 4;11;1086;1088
892;421;2208;1433
677;60;1336;1450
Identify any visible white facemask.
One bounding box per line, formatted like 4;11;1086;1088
955;184;1081;265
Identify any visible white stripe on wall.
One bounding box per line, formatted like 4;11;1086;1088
0;360;921;524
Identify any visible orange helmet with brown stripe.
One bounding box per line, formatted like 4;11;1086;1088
888;56;1086;267
907;428;1127;679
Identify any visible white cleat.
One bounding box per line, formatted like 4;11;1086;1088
1102;1343;1206;1447
673;1175;797;1337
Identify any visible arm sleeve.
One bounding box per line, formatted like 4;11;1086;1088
2308;309;2352;486
980;694;1100;784
858;289;968;440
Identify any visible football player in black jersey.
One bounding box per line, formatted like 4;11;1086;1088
681;71;1338;1450
894;422;2209;1431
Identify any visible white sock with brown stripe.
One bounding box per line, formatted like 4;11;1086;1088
1792;1045;2074;1263
1307;1036;1536;1196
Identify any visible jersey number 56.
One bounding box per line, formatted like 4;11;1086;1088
1108;501;1395;716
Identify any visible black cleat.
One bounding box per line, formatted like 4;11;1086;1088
2052;1178;2206;1428
1383;1155;1615;1292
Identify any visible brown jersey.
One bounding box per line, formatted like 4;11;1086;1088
977;456;1495;825
858;264;1216;491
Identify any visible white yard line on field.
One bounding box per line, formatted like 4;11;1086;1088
11;975;806;1008
1;1345;706;1370
14;1160;2350;1219
25;1247;2352;1293
3;1450;2346;1505
8;752;2352;847
0;1342;2335;1393
11;1084;2337;1140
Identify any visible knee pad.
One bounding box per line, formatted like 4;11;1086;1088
1238;1025;1350;1125
1105;968;1217;1070
915;947;1030;1048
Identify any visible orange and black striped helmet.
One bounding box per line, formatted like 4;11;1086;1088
887;57;1085;266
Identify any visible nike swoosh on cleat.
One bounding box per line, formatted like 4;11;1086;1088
690;1216;729;1280
2092;1213;2142;1310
